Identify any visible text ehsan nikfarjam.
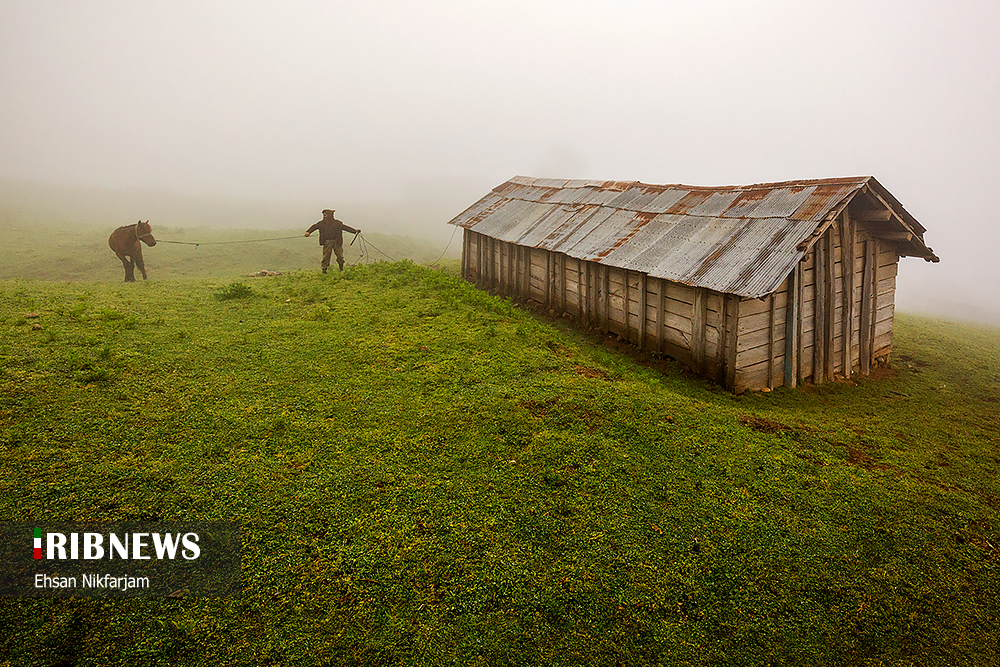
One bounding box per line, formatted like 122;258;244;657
42;533;201;560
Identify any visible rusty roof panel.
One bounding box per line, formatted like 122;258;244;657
553;207;620;258
723;185;816;219
606;187;649;210
683;191;743;217
640;189;690;213
790;182;865;220
567;209;644;261
449;175;936;297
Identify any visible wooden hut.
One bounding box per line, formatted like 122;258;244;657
449;176;938;392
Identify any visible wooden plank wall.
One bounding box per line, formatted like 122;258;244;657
730;213;899;392
460;226;898;393
461;229;727;378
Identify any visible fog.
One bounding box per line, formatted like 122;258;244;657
2;1;998;324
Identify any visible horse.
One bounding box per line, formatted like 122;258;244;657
109;220;157;282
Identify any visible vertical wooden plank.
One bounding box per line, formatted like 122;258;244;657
488;237;495;291
860;239;874;375
543;250;552;310
724;294;739;392
767;293;775;389
813;241;825;384
509;242;515;296
655;278;664;354
503;242;510;296
498;241;504;295
587;262;593;325
486;238;492;291
841;210;855;376
476;233;483;288
692;288;706;374
578;258;584;319
602;265;610;334
499;241;505;295
638;273;647;350
824;226;835;381
623;270;631;342
515;245;522;298
796;262;805;384
461;229;468;280
561;254;567;313
524;246;530;298
557;253;562;311
784;265;799;388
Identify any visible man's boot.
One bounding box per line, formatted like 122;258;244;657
338;259;344;271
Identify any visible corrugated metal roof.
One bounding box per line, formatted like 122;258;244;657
449;176;937;298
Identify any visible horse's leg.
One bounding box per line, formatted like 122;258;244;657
116;252;134;282
133;244;147;280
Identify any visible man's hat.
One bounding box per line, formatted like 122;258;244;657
322;209;335;215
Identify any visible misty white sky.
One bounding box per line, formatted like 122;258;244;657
1;0;998;318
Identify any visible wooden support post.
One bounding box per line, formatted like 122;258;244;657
767;293;775;389
796;263;805;385
692;288;706;374
485;237;491;291
638;273;647;350
655;279;663;354
824;226;835;382
587;262;593;325
841;210;855;376
509;242;515;296
784;265;799;388
497;241;504;295
813;241;825;384
602;265;610;334
487;237;493;291
577;258;584;318
623;270;631;342
544;251;551;308
561;254;567;313
500;242;506;296
461;229;468;280
860;239;874;375
514;245;521;298
476;233;483;288
524;246;530;298
724;294;739;391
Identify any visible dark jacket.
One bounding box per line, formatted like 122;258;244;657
307;218;358;245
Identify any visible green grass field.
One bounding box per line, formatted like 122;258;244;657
0;225;998;665
0;220;457;281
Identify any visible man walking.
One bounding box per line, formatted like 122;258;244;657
305;209;360;273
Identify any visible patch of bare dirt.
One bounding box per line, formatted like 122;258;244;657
740;415;791;434
845;445;893;471
573;364;608;379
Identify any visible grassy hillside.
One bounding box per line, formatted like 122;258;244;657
0;262;998;666
0;220;459;282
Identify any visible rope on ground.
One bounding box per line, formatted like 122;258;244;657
156;235;306;248
356;233;399;263
348;232;369;266
155;230;418;268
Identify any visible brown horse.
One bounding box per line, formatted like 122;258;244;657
109;220;157;282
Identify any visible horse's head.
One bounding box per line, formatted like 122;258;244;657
136;220;156;246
